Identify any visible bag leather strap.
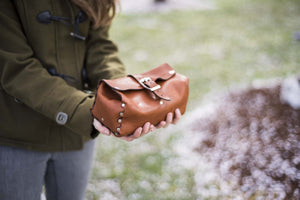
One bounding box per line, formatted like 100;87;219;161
129;75;171;101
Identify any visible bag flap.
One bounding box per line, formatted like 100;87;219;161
101;63;176;91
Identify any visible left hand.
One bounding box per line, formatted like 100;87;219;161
93;108;182;142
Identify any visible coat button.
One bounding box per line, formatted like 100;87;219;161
56;112;68;125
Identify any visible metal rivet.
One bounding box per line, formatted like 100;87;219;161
160;100;164;105
114;132;120;136
121;103;125;108
118;119;122;123
117;127;121;132
101;117;104;121
169;70;175;75
120;112;124;117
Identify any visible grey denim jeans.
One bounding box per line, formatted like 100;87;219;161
0;139;96;200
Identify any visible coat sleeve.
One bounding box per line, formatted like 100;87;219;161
0;0;94;138
84;25;127;89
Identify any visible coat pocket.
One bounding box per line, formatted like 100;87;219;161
0;89;50;145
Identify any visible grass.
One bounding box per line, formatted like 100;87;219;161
86;0;300;199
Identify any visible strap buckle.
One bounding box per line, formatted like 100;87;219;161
139;77;161;91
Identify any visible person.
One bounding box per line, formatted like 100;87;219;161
0;0;181;199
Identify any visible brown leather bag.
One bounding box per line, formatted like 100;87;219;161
91;63;189;137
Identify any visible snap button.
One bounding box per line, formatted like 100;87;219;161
56;112;68;125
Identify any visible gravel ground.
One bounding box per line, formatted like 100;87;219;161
184;81;300;199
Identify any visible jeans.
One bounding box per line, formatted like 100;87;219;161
0;139;96;200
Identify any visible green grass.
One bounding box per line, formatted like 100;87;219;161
87;0;300;199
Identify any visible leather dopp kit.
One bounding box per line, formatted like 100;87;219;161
91;63;189;137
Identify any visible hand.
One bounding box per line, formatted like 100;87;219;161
121;108;182;142
155;108;181;129
93;108;182;142
92;119;156;142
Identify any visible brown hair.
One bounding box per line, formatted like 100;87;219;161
72;0;119;28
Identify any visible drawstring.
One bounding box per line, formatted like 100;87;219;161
37;11;86;40
47;68;79;84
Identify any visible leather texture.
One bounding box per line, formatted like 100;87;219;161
91;63;189;137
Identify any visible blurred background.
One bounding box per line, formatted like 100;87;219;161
86;0;300;199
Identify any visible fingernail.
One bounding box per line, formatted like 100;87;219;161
150;125;155;131
136;127;142;134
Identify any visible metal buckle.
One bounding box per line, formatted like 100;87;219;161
139;77;161;91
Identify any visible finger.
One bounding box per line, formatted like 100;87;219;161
172;108;182;125
118;126;144;142
119;136;135;142
118;135;135;142
163;112;173;128
132;126;143;138
122;127;142;140
118;131;138;142
166;112;173;124
141;122;151;136
150;125;156;132
93;119;111;135
156;121;166;129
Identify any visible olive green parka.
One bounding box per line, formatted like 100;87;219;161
0;0;126;151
